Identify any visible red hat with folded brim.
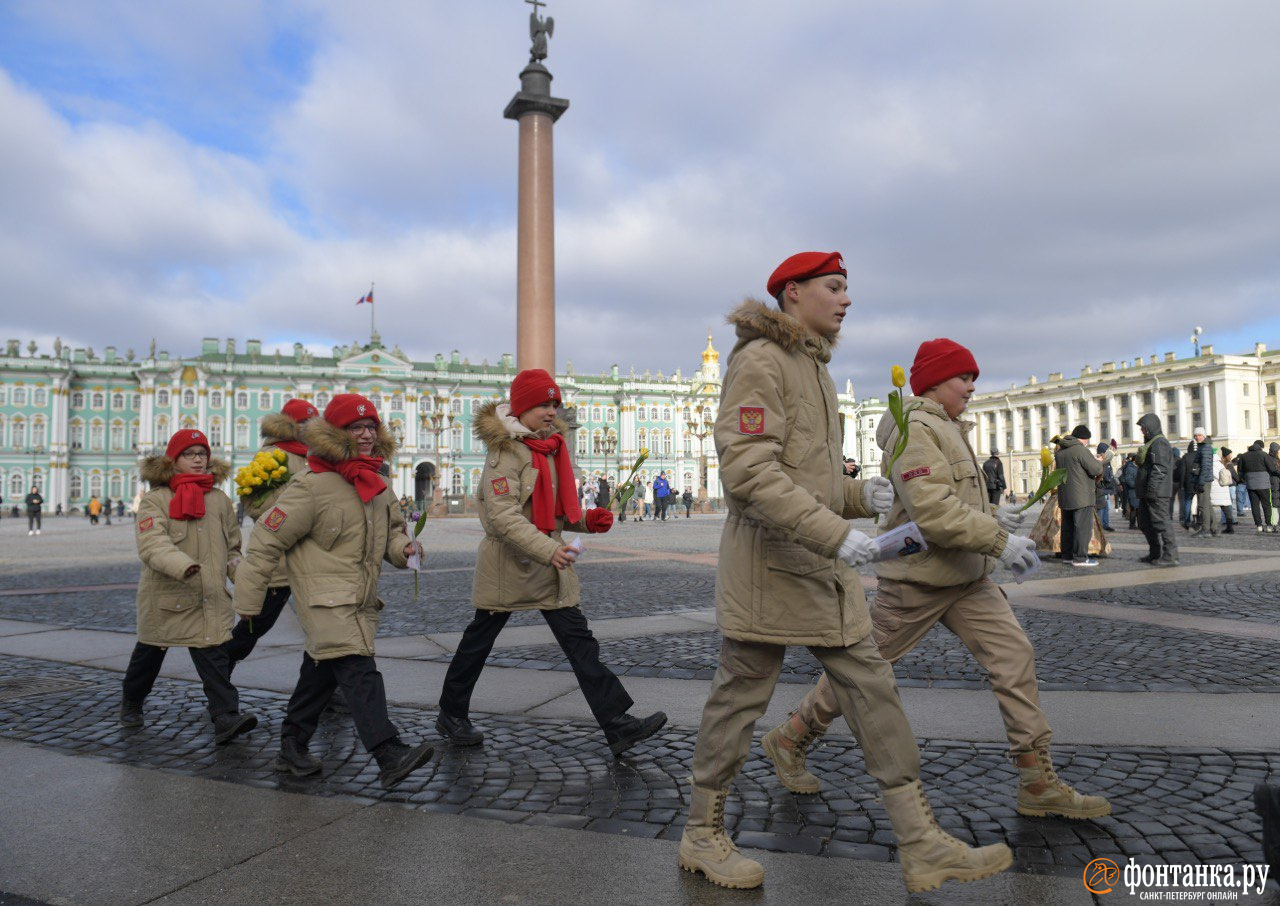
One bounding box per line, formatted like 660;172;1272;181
909;338;980;395
510;369;561;417
165;429;211;461
767;251;847;298
324;393;380;428
281;398;319;423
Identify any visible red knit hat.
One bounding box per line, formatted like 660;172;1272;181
909;338;980;395
324;393;380;428
281;398;319;423
766;251;847;298
510;369;561;417
165;429;210;461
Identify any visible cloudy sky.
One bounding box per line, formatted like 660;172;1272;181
1;0;1277;397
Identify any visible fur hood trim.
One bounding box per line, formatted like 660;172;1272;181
139;455;231;487
304;417;397;463
474;401;568;452
259;412;303;444
727;298;836;360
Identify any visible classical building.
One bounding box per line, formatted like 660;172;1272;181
0;331;875;512
965;343;1280;498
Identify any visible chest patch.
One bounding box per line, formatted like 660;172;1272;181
491;477;511;496
138;517;154;533
738;406;765;435
263;507;288;531
901;466;931;482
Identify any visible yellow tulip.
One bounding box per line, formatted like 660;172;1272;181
238;487;252;496
1041;446;1054;470
273;448;287;463
891;365;906;389
640;447;650;456
272;467;287;479
249;476;262;486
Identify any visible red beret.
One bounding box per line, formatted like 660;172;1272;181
510;368;561;417
909;338;980;395
766;251;847;298
324;393;380;428
165;429;210;461
281;398;319;423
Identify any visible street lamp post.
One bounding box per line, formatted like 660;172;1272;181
26;446;44;491
685;403;714;499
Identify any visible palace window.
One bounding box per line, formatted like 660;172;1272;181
112;392;126;409
13;387;27;406
234;419;250;449
11;418;25;449
662;429;673;455
210;390;223;408
70;472;83;499
235;391;249;408
10;471;26;496
33;388;47;407
91;392;105;409
451;399;462;415
155;416;169;443
182;389;196;407
109;421;124;450
315;392;330;409
577;429;588;457
156;390;169;407
592;407;602;422
259;391;272;409
71;391;86;408
606;408;616;422
70;419;84;449
89;420;105;450
31;419;46;448
209;419;223;447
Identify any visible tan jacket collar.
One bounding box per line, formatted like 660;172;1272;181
728;299;834;363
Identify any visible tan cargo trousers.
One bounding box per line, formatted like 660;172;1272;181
690;633;920;791
798;577;1052;756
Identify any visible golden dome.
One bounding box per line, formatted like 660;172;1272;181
701;328;719;365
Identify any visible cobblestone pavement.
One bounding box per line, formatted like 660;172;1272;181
0;654;1271;873
417;605;1280;693
1068;572;1280;624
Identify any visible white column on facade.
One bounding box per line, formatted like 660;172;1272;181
994;410;1006;453
1085;396;1099;437
1026;406;1039;455
405;392;420;456
138;379;155;452
1126;391;1139;442
197;378;208;427
1199;382;1212;435
1175;385;1189;440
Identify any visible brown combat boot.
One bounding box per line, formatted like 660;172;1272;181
1015;748;1112;819
678;786;765;889
882;780;1013;894
761;711;823;794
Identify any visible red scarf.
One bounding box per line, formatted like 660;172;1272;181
521;435;582;534
308;455;386;503
169;473;215;520
274;440;308;457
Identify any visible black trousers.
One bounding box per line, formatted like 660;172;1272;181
655;497;668;520
439;607;633;727
225;585;292;664
122;641;239;717
987;488;1002;505
1138;498;1177;560
1249;489;1273;527
1059;506;1094;561
281;653;397;752
27;511;41;531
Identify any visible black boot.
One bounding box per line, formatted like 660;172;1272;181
120;696;144;728
212;711;258;745
436;711;484;746
274;736;323;776
1139;554;1159;563
601;711;667;757
373;737;434;789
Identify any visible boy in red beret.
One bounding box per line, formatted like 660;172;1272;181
679;257;1011;893
435;368;667;756
233;394;434;789
762;338;1111;822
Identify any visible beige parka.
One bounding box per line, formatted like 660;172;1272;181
134;457;240;648
874;397;1009;588
231;418;410;661
471;401;596;612
242;413;312;589
714;300;876;647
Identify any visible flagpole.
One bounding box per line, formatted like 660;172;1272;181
369;281;376;342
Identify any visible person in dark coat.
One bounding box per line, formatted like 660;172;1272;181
24;485;44;535
1237;440;1279;532
1094;444;1117;532
595;476;611;509
1269;443;1280;528
1120;454;1139;529
982;451;1007;505
1186;429;1216;536
1136;414;1177;565
682;488;694;517
1170;447;1185;524
1056;426;1103;565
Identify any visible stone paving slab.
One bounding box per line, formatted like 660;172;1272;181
1;653;1275;879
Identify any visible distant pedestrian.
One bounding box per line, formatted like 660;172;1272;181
642;481;653;518
1187;429;1216;536
982;450;1007;505
1212;450;1236;533
1136;414;1178;566
843;457;861;479
653;471;671;521
1057;426;1102;566
1237;440;1278;532
1120;454;1139;529
595;476;610;510
1094;444;1116;532
682;487;693;517
24;485;43;535
103;496;113;525
88;495;102;525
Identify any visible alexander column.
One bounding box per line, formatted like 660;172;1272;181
504;0;569;373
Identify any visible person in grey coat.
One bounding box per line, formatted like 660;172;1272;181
1056;426;1103;565
1136;414;1177;565
1237;440;1279;532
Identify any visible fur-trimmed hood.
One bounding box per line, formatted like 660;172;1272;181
260;412;304;445
303;417;397;464
139;455;231;486
474;401;568;452
728;298;835;362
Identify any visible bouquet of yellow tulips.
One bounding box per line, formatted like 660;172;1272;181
609;448;650;512
1019;445;1067;512
234;448;291;504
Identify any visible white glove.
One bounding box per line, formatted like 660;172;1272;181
995;504;1025;532
837;526;878;568
861;476;895;515
997;534;1039;577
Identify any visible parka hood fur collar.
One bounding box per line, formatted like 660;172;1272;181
874;396;973;451
303;417;397;463
474;401;568;452
260;412;304;445
139;455;230;486
728;299;835;362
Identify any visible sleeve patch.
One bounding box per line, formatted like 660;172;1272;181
263;507;288;531
491;477;510;496
738;406;765;435
900;466;932;482
138;517;154;533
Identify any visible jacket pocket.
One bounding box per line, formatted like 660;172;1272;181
765;542;829;576
314;508;344;551
780;399;817;468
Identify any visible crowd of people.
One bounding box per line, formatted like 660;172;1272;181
578;472;696;521
81;249;1280;895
